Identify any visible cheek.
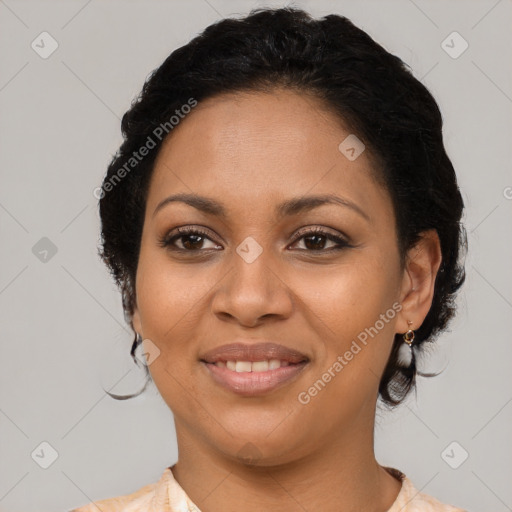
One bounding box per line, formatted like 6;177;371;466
295;254;399;325
134;246;227;391
290;253;400;372
135;246;210;335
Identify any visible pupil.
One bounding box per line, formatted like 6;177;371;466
305;235;325;250
183;234;203;250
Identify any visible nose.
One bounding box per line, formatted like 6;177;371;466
211;242;294;327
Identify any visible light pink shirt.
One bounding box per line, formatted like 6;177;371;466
70;465;467;511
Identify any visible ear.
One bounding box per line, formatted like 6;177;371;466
396;229;442;334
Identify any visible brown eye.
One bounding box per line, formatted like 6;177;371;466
177;233;207;250
289;227;350;252
301;233;331;250
158;227;222;252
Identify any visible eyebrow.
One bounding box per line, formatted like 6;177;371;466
152;192;370;222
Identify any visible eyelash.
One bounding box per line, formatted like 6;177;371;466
158;226;351;253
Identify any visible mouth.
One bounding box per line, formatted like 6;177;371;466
199;342;310;396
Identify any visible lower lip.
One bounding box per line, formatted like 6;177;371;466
202;361;308;396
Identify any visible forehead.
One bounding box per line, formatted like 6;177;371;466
147;89;391;224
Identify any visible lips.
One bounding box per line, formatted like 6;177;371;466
200;342;310;396
200;342;309;364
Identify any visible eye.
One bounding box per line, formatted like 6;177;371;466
158;226;351;253
288;227;350;252
158;226;222;252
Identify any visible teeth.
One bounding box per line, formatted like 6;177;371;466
268;359;281;370
235;361;252;373
215;359;294;372
252;360;269;372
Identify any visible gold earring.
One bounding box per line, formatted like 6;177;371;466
403;321;415;346
397;321;415;367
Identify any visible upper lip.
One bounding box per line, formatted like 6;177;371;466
200;342;309;364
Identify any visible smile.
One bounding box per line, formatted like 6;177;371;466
200;341;310;396
214;359;292;371
202;360;308;396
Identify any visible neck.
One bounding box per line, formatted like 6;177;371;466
171;413;402;512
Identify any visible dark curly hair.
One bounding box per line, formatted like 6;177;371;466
98;7;467;406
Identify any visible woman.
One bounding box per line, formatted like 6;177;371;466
72;6;467;511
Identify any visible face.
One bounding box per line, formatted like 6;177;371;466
132;89;416;466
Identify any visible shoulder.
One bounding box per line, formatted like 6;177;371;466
385;467;467;512
69;469;168;512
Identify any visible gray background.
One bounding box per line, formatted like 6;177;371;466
1;0;511;511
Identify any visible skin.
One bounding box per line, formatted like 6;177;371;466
132;89;442;512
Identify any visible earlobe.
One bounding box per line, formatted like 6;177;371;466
396;229;442;334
